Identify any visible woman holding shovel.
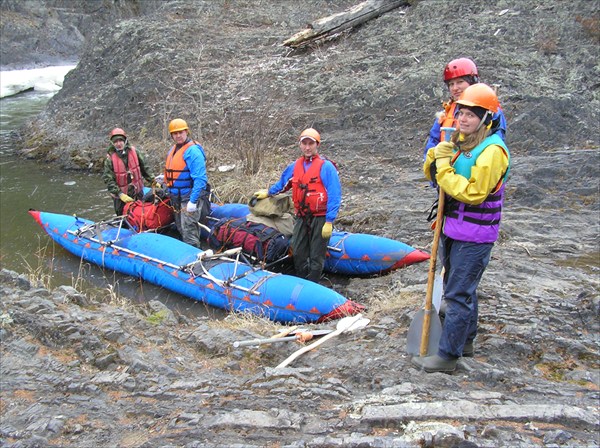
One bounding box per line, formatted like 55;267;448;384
413;83;511;373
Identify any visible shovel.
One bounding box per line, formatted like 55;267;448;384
275;314;370;369
407;127;455;356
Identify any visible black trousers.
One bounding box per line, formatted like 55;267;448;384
292;215;328;282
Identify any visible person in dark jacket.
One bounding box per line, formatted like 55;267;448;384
102;127;156;216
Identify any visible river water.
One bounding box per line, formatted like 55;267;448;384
0;90;221;318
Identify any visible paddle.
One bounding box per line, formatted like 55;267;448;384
406;127;455;356
233;329;333;348
275;314;370;368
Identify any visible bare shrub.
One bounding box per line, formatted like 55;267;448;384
207;101;292;176
576;15;600;43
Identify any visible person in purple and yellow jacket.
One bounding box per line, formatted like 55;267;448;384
164;118;211;248
414;84;511;373
102;127;156;216
253;128;341;283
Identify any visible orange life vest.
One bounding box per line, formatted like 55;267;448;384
292;156;328;217
109;146;144;195
164;140;196;190
439;101;458;142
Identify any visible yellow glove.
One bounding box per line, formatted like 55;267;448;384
253;189;269;200
434;141;455;160
151;180;162;189
322;222;333;239
119;193;134;203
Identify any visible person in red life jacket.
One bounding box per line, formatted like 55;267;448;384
102;127;157;216
252;128;341;283
164;118;210;248
415;84;511;373
423;58;507;161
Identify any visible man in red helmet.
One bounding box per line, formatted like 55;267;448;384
252;128;341;283
102;127;156;216
423;58;507;160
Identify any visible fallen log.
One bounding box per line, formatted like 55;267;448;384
282;0;413;49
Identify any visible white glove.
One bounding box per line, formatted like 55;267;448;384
186;201;198;213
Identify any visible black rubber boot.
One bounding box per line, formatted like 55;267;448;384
411;354;457;373
306;269;322;283
462;341;474;357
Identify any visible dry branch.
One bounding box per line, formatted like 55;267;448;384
282;0;412;48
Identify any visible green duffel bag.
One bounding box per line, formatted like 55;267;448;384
249;193;293;218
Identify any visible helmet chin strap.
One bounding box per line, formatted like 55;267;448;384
475;111;492;131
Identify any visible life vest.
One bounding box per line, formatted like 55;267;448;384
438;101;458;142
164;140;197;195
109;146;144;196
443;134;511;244
291;155;328;217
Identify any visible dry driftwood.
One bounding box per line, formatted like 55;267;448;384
282;0;412;48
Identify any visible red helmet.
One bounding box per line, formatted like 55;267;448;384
443;58;479;83
109;128;127;141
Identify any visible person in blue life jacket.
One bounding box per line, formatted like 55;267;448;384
252;128;341;283
164;118;210;248
414;84;511;373
424;58;507;161
102;127;157;216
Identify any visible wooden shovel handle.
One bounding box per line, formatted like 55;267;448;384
420;187;445;356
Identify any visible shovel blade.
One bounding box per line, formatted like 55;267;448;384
406;309;443;356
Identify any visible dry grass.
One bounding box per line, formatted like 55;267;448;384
212;311;283;334
22;242;55;289
22;241;138;311
101;283;135;310
367;287;421;317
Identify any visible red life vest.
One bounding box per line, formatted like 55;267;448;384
438;102;458;142
292;155;328;217
109;147;144;195
164;140;195;190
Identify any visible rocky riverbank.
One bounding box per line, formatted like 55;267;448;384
1;0;599;447
1;228;599;448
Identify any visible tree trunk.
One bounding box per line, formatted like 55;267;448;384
282;0;414;48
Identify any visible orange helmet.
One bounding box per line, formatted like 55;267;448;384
456;83;499;113
299;128;321;144
443;58;479;83
168;118;189;134
109;128;127;141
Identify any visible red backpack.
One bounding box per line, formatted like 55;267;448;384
124;194;174;232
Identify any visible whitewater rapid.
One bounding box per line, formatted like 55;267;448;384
0;64;76;98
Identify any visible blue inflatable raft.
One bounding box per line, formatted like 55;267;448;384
208;203;430;276
29;210;364;323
